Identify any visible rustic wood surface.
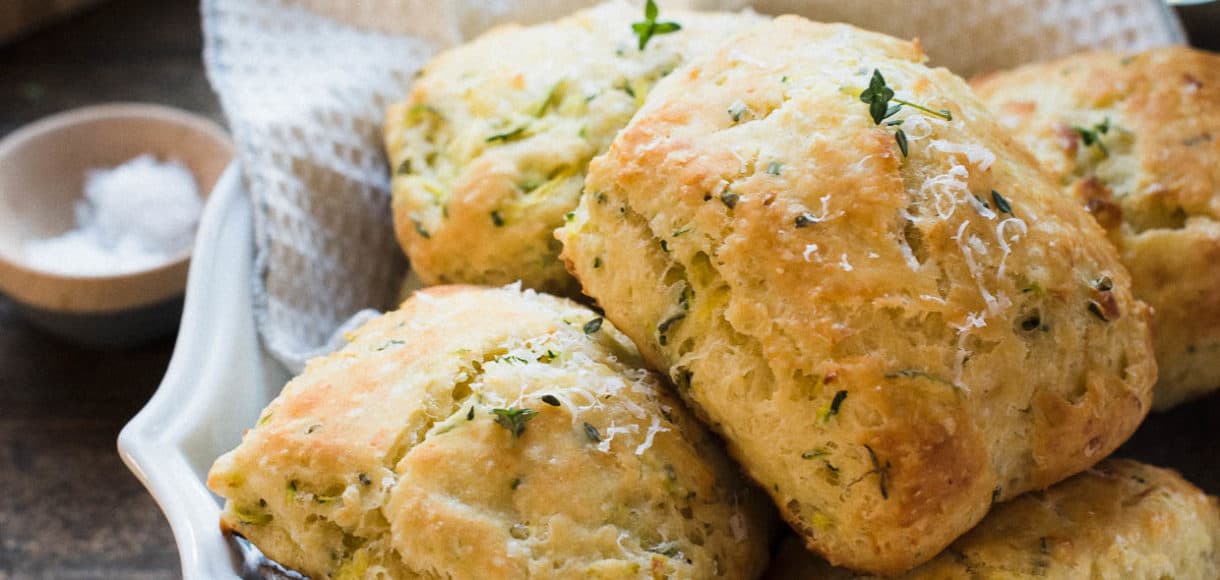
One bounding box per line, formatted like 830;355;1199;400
0;1;1216;579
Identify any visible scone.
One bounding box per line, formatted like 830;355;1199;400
972;47;1220;410
208;285;774;579
558;16;1156;575
765;459;1220;579
384;1;766;296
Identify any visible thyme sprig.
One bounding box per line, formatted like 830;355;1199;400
858;69;952;158
1073;118;1112;157
632;0;681;51
491;407;538;439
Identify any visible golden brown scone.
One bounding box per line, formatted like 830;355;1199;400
208;285;774;579
972;47;1220;410
385;2;766;296
558;16;1156;575
765;459;1220;579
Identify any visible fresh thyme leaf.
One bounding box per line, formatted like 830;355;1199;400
632;0;682;51
1073;118;1112;157
375;339;406;351
466;406;475;421
583;317;604;334
719;190;739;209
491;407;539;439
412;218;430;239
828;390;847;417
766;161;783;176
864;444;892;500
991;190;1013;214
593;256;603;269
511;477;522;490
490;210;505;227
859;69;895;125
583;422;602;443
801;448;828;459
538;350;559;363
496;354;528;364
660;239;670;253
396;158;411;175
895;129;909;157
486;126;526;143
673;227;692;237
540;394;561;407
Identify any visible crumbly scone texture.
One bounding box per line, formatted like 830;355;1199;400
558;16;1156;575
764;459;1220;579
384;2;766;297
972;47;1220;410
207;285;774;580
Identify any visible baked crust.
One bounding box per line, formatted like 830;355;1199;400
765;459;1220;579
384;2;764;296
208;285;774;579
973;47;1220;410
559;16;1155;574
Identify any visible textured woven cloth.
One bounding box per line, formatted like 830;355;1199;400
202;0;1183;372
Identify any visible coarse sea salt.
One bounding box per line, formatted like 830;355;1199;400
23;154;202;277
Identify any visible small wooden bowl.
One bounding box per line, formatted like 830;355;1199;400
0;103;234;346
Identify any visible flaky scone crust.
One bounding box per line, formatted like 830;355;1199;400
766;459;1220;579
559;17;1155;575
385;2;765;296
208;285;773;579
974;46;1220;410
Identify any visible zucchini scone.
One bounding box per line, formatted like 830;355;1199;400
765;459;1220;579
208;285;774;579
384;1;766;297
558;17;1156;575
972;47;1220;410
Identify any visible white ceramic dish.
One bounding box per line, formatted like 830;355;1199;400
117;163;292;580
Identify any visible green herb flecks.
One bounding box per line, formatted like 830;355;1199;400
648;541;682;558
864;444;893;500
535;79;564;117
495;354;528;364
593;256;603;269
728;100;748;123
375;339;405;351
817;390;847;422
583;317;604;334
396;158;411;175
490;210;505;227
991;190;1013;214
719;189;739;209
858;69;952;157
511;477;523;490
486;126;526;143
359;473;372;486
766;161;783;176
491;407;539;439
540;394;561;407
801;448;829;460
583;422;602;443
1073;118;1112;157
412;218;430;240
631;0;682;51
466;406;475;421
537;350;560;363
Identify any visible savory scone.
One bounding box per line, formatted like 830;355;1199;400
558;16;1157;575
208;285;774;579
765;459;1220;579
972;47;1220;410
384;1;766;297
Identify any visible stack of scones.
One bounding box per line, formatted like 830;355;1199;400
209;3;1220;578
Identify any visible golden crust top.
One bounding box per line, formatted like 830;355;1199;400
559;16;1155;574
385;2;765;296
208;285;774;579
973;46;1220;409
766;459;1220;579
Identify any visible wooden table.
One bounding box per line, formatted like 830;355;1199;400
0;2;1216;579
